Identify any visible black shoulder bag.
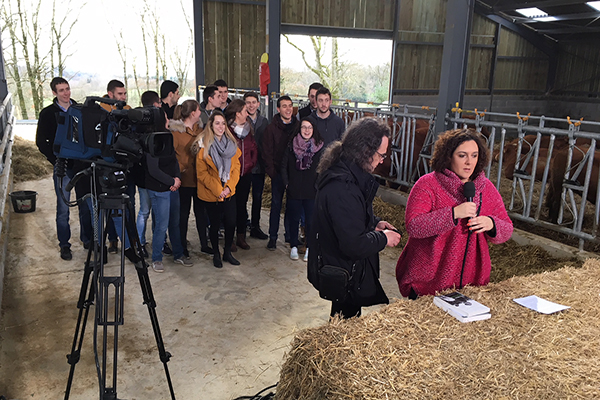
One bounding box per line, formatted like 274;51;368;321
316;233;353;302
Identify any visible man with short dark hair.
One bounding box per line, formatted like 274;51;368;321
160;80;180;119
298;82;323;120
262;96;299;250
107;79;127;102
244;91;269;240
36;77;78;260
214;79;230;110
141;90;161;108
314;87;345;146
199;85;222;126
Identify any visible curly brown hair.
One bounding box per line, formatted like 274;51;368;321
430;128;489;179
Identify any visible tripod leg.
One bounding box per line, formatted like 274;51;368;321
64;242;95;399
124;198;177;399
64;208;110;400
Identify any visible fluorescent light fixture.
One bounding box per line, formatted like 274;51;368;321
587;1;600;11
536;16;558;22
516;7;548;18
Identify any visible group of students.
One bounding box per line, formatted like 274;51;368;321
108;79;345;272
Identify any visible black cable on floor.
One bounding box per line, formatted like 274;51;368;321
232;383;277;400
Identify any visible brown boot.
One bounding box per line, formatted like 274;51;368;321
231;242;237;252
236;233;250;250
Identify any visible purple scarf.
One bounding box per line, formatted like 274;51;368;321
292;134;323;170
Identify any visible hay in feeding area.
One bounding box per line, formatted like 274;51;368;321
275;259;600;400
12;136;53;182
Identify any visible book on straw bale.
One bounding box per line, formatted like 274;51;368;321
433;291;491;323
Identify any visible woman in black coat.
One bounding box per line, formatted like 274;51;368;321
281;116;324;262
307;117;402;319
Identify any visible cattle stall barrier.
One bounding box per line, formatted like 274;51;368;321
450;108;600;250
0;92;15;311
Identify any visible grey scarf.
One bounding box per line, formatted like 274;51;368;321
209;135;238;183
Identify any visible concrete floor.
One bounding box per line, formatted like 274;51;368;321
0;175;404;399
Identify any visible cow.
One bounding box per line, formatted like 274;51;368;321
546;144;600;223
373;118;431;189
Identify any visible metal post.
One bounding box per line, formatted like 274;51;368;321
435;0;475;135
488;23;500;112
266;0;281;113
193;0;206;102
388;0;401;105
0;34;8;101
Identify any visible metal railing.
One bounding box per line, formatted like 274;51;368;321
449;108;600;249
0;92;15;312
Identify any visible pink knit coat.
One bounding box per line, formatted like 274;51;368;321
395;170;513;297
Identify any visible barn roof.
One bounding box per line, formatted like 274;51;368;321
477;0;600;43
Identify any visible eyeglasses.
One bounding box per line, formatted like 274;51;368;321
300;126;313;130
376;151;387;160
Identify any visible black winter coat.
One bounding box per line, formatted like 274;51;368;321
307;158;389;307
280;141;322;200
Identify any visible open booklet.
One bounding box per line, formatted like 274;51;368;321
433;292;491;323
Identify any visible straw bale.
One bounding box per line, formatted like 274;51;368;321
12;136;53;182
276;259;600;400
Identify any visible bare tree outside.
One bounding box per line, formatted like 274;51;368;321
1;0;195;117
114;30;129;90
282;35;392;105
16;0;47;117
50;0;82;77
283;35;348;99
1;2;29;119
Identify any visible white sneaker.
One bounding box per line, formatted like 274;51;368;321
290;247;299;260
152;261;164;273
303;248;309;262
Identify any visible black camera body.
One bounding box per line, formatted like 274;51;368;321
53;96;173;167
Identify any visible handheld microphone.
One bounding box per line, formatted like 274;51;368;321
460;181;476;289
463;181;475;202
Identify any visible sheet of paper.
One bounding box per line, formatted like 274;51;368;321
513;295;570;314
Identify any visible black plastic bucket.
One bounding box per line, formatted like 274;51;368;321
9;190;38;213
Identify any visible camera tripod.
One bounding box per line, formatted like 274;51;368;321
62;165;176;400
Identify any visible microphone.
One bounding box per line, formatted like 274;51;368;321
463;181;475;202
460;181;476;289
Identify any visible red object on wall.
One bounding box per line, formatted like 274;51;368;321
260;53;271;96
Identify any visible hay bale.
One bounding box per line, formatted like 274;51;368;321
276;259;600;399
12;136;53;182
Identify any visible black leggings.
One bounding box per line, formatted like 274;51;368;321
179;187;209;250
235;174;252;234
203;196;236;253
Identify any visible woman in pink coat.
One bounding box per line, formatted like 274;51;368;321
395;128;513;299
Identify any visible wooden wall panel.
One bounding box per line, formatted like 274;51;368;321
554;43;600;94
397;0;446;33
203;1;266;88
281;0;394;29
395;45;443;90
466;48;493;90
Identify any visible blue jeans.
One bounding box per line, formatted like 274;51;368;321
53;166;71;249
287;198;314;248
137;187;151;245
148;190;183;262
268;174;290;240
